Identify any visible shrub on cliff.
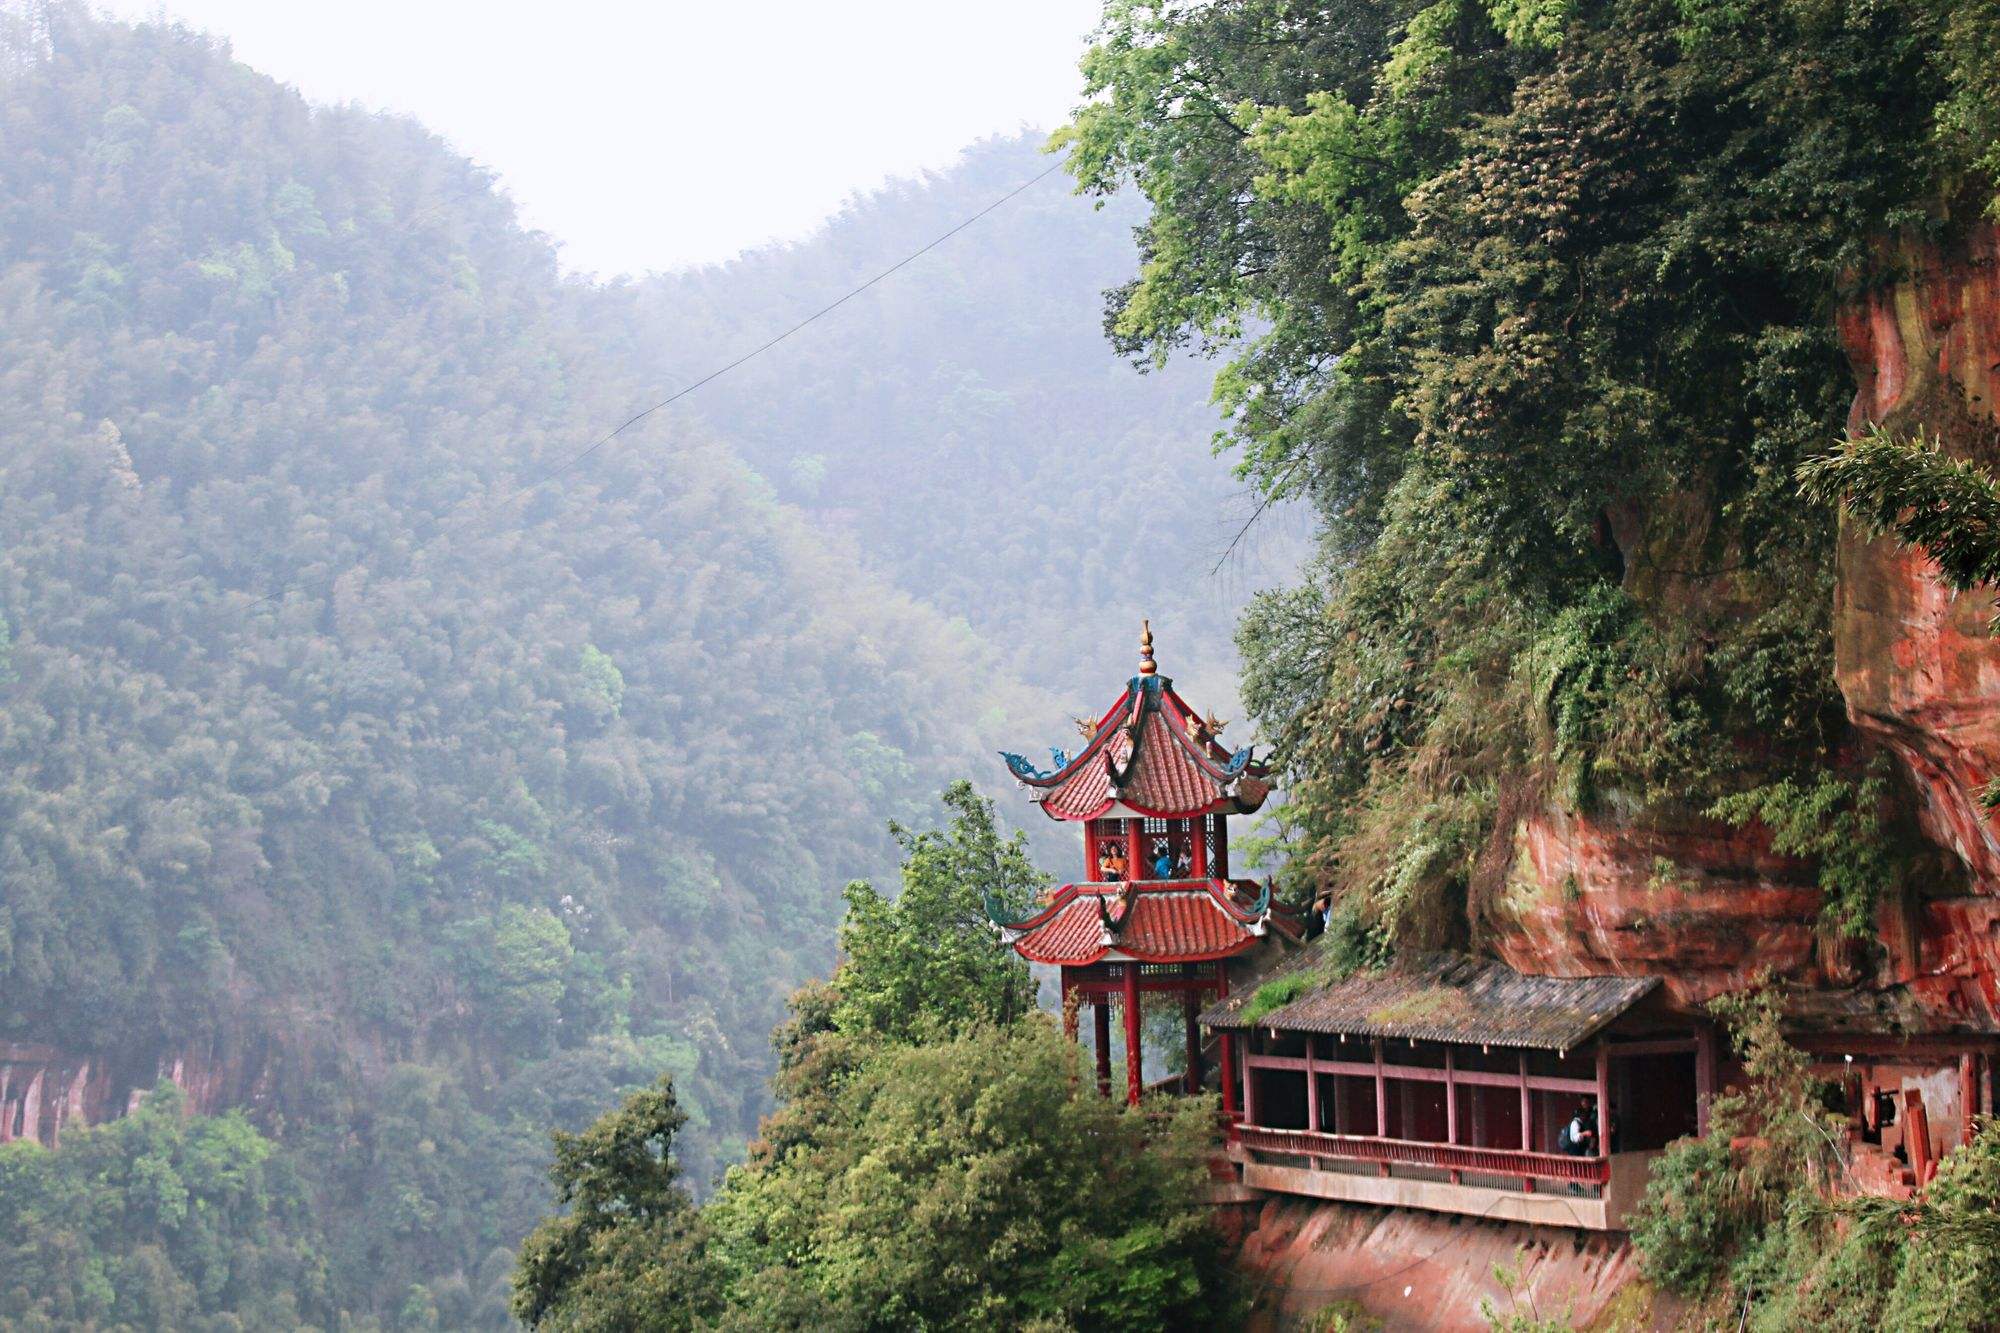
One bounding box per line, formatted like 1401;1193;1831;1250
0;1083;331;1327
1630;985;1841;1296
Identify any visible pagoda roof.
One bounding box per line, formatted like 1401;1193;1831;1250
985;879;1301;966
999;664;1270;822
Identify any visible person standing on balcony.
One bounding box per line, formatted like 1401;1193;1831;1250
1560;1104;1598;1157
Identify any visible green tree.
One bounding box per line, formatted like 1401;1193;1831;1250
512;1076;721;1331
1800;429;2000;599
0;1083;329;1328
829;781;1043;1043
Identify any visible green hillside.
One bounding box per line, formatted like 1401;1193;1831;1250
0;6;1274;1325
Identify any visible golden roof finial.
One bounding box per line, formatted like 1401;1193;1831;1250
1138;618;1157;676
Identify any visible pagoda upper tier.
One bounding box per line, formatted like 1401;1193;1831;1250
1000;632;1271;823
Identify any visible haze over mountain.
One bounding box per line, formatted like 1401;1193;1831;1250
0;6;1290;1325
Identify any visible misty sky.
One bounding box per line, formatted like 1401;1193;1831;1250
95;0;1102;275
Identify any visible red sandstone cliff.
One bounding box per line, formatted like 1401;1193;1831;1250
0;1037;276;1146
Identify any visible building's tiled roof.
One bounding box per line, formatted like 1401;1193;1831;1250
994;881;1290;966
1001;674;1269;822
1202;953;1660;1052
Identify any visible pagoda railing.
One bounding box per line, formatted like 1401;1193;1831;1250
1232;1125;1610;1186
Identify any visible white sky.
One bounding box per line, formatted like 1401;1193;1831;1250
94;0;1103;275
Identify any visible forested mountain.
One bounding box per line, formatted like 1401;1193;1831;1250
0;6;1273;1326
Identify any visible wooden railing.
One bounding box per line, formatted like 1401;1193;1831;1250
1232;1124;1611;1185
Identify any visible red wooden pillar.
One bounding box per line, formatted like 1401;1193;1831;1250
1183;988;1202;1094
1305;1036;1321;1132
1445;1047;1460;1184
1123;962;1143;1105
1695;1022;1717;1138
1214;817;1229;879
1191;815;1209;878
1126;819;1146;883
1094;1001;1112;1097
1519;1051;1535;1193
1600;1040;1616;1160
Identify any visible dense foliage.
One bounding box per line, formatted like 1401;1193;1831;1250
514;788;1230;1332
0;1084;332;1331
0;6;1268;1324
1063;0;2000;942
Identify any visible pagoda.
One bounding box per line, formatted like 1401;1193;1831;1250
988;621;1302;1105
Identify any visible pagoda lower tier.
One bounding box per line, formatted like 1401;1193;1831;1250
987;878;1305;1105
990;879;1302;966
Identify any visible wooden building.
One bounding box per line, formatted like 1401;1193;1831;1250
1202;954;1712;1230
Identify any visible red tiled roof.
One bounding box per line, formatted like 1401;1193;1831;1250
1006;674;1269;822
999;881;1281;966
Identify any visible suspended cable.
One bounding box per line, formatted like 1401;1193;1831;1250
239;157;1068;613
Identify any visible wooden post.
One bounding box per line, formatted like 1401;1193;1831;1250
1446;1048;1459;1143
1215;817;1229;880
1094;1001;1112;1097
1127;819;1146;882
1519;1051;1534;1192
1217;963;1238;1122
1183;989;1202;1094
1242;1033;1259;1124
1373;1038;1388;1133
1695;1022;1717;1138
1446;1047;1460;1184
1596;1040;1612;1165
1964;1053;1981;1147
1305;1036;1321;1132
1123;962;1143;1106
1374;1039;1390;1176
1191;815;1209;878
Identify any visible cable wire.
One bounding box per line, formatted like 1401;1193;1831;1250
238;157;1068;614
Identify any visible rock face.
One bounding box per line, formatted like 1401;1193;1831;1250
1487;804;1827;1009
1834;223;2000;886
0;1038;272;1146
